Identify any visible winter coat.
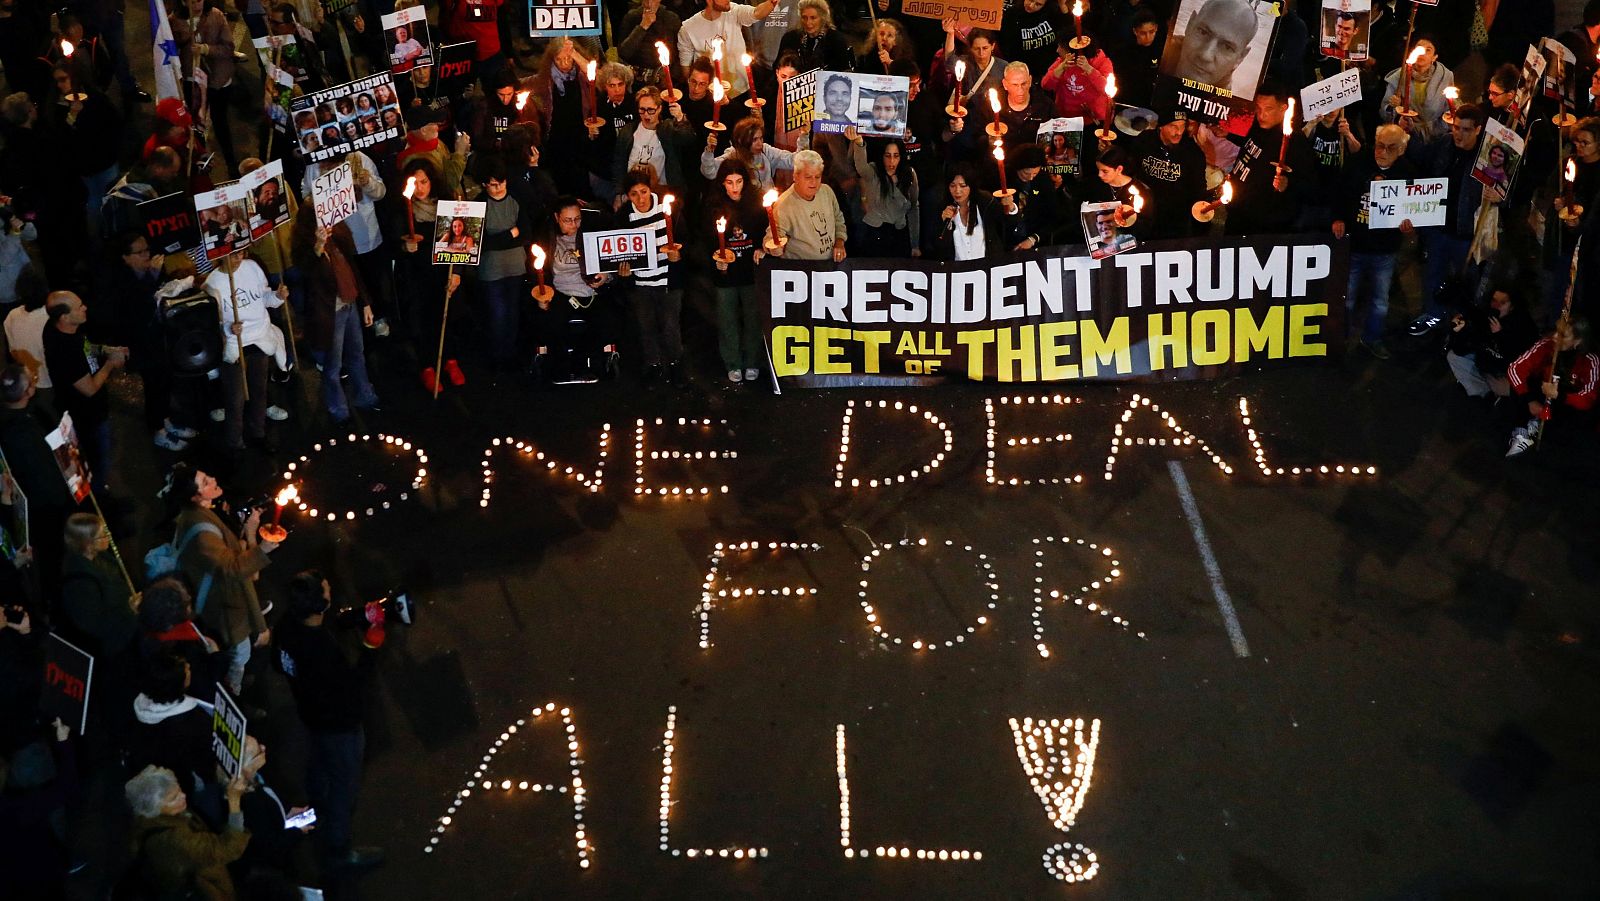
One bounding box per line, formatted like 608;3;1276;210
175;505;269;647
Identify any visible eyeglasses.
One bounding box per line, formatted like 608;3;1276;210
1374;141;1404;151
638;105;661;113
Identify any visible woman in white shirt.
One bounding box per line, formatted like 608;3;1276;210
932;163;1023;262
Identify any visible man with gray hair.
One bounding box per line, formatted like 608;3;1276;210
125;765;251;899
1332;122;1417;359
765;150;847;262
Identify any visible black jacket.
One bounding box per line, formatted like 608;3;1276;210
275;616;370;734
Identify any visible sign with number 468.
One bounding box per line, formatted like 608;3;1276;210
582;228;659;275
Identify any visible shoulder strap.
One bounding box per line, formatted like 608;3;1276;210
175;520;223;556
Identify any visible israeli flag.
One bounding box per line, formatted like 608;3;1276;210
149;0;184;101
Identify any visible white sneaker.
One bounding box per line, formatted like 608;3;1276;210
1505;428;1535;458
728;369;743;383
743;368;759;382
266;405;289;421
209;408;226;423
153;429;188;452
165;419;198;440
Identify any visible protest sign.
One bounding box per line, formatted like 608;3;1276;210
194;183;252;262
1081;202;1138;260
383;5;434;74
811;71;910;138
321;0;358;14
43;633;94;735
762;234;1349;385
243;160;291;239
777;68;819;150
1037;118;1084;176
1318;0;1370;61
1473;117;1524;194
1301;68;1363;120
137;191;203;256
1508;44;1546;129
1154;0;1280;123
897;0;1002;28
434;200;488;266
530;0;604;37
0;447;27;559
436;42;477;97
1367;177;1447;229
46;413;91;503
582;228;661;275
313;163;359;229
213;686;248;780
1540;37;1577;105
291;73;405;163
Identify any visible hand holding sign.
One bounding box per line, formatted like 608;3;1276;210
312;163;358;229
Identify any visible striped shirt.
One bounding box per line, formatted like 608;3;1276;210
624;194;670;288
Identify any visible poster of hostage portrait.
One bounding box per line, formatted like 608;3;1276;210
433;200;487;266
292;73;405;163
1037;117;1084;176
810;71;910;138
1081;201;1138;260
382;5;433;74
1155;0;1280;123
1318;0;1370;61
1472;117;1525;197
194;182;253;262
243;160;291;239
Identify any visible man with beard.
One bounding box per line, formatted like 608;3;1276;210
1132;111;1207;239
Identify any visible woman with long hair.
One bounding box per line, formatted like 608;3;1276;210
845;126;918;257
699;117;796;194
932;162;1023;261
777;0;853;73
392;158;467;393
702;160;770;384
857;18;914;73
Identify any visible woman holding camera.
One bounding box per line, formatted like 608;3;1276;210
160;463;278;697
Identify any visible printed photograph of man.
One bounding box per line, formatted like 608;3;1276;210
816;74;855;129
1319;2;1369;61
858;90;907;137
1160;0;1273;97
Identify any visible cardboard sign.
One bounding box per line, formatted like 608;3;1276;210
291;73;405;163
313;162;358;229
42;633;94;735
382;5;434;74
1301;68;1363;120
137;191;203;256
436;42;477;97
433;200;487;266
1367;177;1448;229
194;182;253;262
212;686;248;780
1541;37;1577;105
45;413;90;504
897;0;1002;28
0;447;28;562
777;68;819;151
582;228;661;275
1318;0;1371;62
811;71;910;138
242;159;291;240
1472;117;1525;194
530;0;604;37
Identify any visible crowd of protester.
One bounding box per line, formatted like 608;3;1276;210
0;0;1597;896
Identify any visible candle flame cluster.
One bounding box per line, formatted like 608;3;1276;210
1009;717;1101;882
634;418;733;497
857;538;997;651
659;707;769;859
531;244;547;270
1237;398;1377;478
282;433;425;522
835;400;954;489
1105;394;1232;480
836;723;983;861
984;395;1085;486
697;541;822;649
424;703;589;868
479;430;611;508
1030;536;1142;659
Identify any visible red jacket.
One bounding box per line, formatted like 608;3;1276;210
1040;51;1113;122
1508;337;1599;410
442;0;504;61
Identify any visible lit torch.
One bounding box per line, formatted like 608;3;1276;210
656;41;680;102
259;484;299;543
1277;97;1296;168
1193;179;1233;222
987;87;1006;138
946;59;968;117
763;188;782;246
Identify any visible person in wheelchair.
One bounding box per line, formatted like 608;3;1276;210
529;197;621;384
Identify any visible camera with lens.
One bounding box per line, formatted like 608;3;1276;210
331;591;415;649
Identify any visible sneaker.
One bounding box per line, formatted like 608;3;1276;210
209;408;226;423
153;429;189;452
1407;314;1442;337
728;369;744;383
165;419;198;440
1505;428;1535;458
743;368;759;382
421;367;438;393
266;405;289;421
1361;339;1392;360
444;359;467;386
373;318;391;338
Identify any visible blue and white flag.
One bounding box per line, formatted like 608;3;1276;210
150;0;184;101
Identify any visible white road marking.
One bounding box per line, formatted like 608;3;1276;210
1167;460;1251;658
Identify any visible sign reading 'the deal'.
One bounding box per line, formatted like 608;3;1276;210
529;0;603;37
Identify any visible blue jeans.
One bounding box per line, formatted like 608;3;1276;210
1421;231;1472;317
82;164;119;240
322;304;378;421
478;276;523;369
224;638;250;696
1346;251;1397;342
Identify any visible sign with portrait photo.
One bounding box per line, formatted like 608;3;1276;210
581;228;661;275
45;413;90;504
1037;117;1085;176
1318;0;1370;61
1472;117;1525;196
291;73;405;163
1154;0;1280;123
777;67;819;150
810;71;910;138
433;200;487;266
242;160;291;240
194;182;253;262
0;447;28;560
382;5;434;74
529;0;604;37
1507;43;1546;129
1081;201;1137;260
1540;37;1577;106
